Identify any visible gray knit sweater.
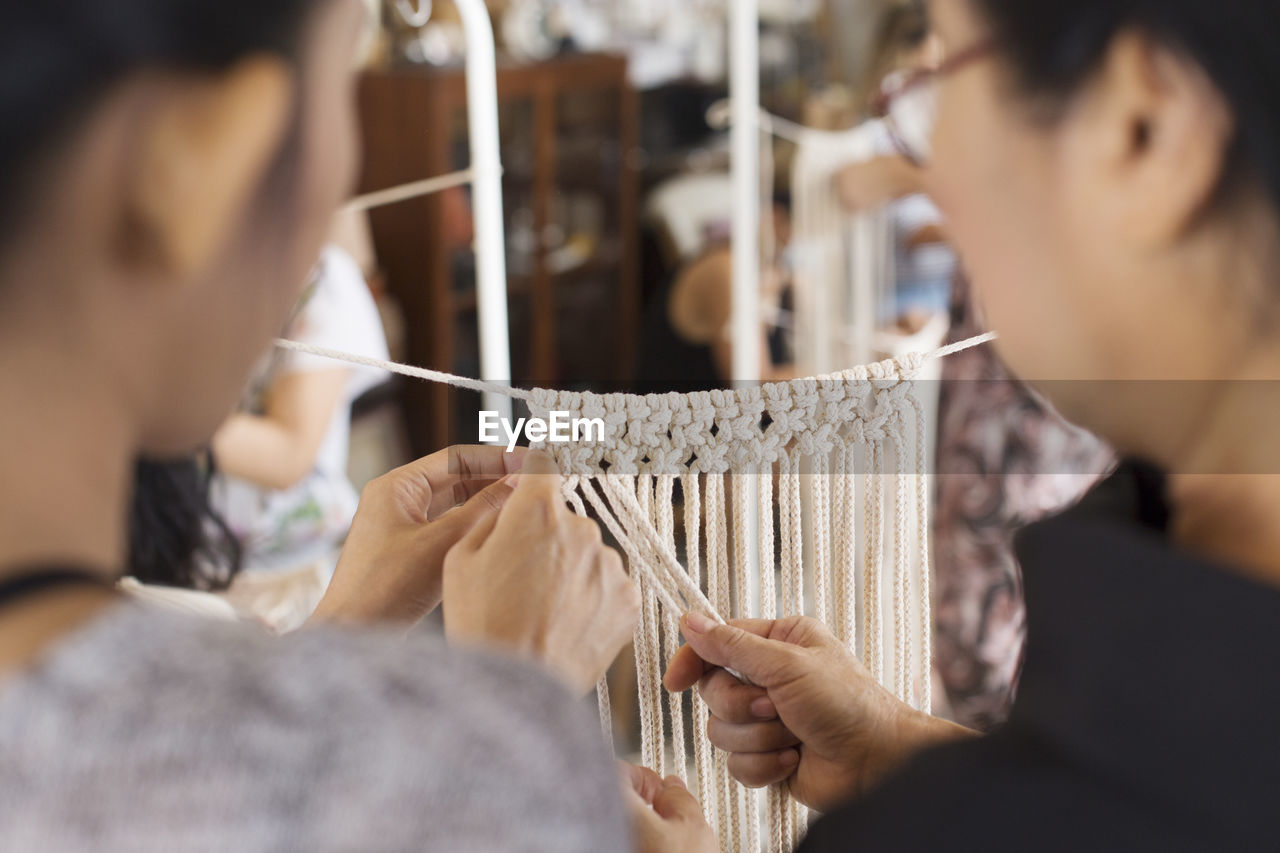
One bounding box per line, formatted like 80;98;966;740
0;602;631;852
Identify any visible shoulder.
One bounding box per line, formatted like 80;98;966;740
293;248;375;331
285;245;389;377
0;604;628;852
314;246;373;303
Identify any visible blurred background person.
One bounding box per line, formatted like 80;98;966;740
836;0;955;335
209;221;389;631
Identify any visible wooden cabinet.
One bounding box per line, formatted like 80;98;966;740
358;53;640;455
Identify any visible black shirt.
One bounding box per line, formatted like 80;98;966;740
801;461;1280;852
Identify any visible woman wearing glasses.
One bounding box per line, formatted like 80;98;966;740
635;0;1280;848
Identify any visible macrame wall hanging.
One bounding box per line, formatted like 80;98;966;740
317;7;980;846
277;332;994;853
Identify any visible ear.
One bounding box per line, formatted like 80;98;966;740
126;56;293;279
1081;31;1235;249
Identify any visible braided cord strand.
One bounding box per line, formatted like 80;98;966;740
657;474;689;784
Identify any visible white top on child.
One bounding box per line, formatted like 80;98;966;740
212;246;389;572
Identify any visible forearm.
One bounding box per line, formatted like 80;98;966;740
213;414;313;491
885;156;926;199
907;223;948;249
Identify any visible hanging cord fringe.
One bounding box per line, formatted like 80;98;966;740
278;328;995;853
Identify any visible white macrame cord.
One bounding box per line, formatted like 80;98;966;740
274;333;995;853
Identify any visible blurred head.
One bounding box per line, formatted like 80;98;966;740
859;1;941;112
926;0;1280;464
0;0;364;455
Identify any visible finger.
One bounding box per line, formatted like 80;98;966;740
453;502;501;554
626;789;667;853
516;447;559;476
650;777;703;822
664;617;779;693
390;446;523;520
598;549;641;634
726;748;800;789
621;763;665;805
706;717;799;753
664;642;709;693
507;449;563;501
449;444;528;481
443;446;527;514
497;450;567;532
440;445;519;512
434;477;519;541
697;669;775;724
680;612;802;688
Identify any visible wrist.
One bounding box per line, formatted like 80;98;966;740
854;705;977;798
895;707;976;770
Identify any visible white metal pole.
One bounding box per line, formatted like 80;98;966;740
730;0;762;618
730;0;761;384
455;0;514;426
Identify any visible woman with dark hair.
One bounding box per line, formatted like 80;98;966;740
639;0;1280;848
0;1;641;848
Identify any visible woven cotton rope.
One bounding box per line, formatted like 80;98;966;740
528;348;945;853
274;333;995;853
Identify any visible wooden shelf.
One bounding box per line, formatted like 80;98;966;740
357;53;640;454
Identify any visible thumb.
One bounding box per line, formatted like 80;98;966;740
509;450;563;501
680;612;799;689
498;450;567;534
438;476;517;538
517;448;561;479
651;777;703;822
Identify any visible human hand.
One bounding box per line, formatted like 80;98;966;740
835;155;920;213
442;451;640;693
666;613;973;811
622;764;717;853
309;445;526;628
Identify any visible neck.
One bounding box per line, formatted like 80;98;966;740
1165;350;1280;588
0;334;134;582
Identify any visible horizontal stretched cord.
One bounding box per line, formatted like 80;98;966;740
343;168;497;214
273;331;997;402
274;338;537;401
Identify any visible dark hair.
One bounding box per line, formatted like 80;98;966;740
128;453;242;591
0;0;318;241
971;0;1280;214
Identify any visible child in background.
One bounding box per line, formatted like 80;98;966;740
210;241;388;629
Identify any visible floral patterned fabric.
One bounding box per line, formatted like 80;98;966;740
932;276;1115;730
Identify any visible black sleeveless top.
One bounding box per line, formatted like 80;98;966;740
801;461;1280;852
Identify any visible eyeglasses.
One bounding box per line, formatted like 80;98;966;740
872;38;996;167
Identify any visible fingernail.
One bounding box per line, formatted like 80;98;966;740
664;775;687;790
684;612;715;634
750;696;777;719
779;749;800;767
504;474;521;488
